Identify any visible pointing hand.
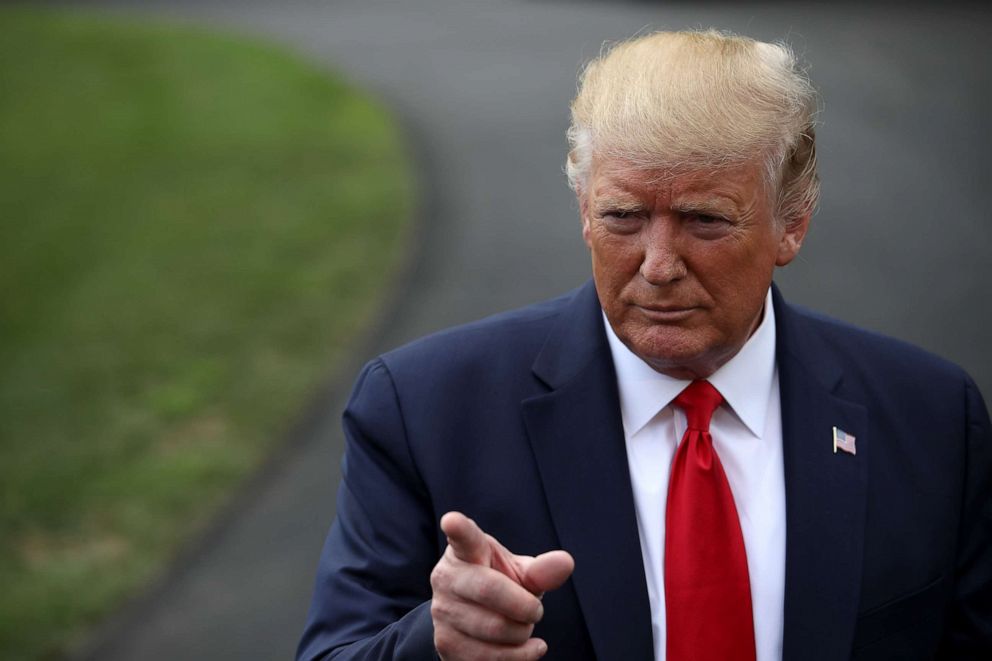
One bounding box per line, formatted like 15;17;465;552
430;512;575;661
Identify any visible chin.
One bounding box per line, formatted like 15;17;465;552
623;328;716;377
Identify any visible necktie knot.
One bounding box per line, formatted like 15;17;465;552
673;380;723;432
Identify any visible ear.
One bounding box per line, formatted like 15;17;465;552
775;210;811;267
578;189;592;249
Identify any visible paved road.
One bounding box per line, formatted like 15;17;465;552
68;1;991;659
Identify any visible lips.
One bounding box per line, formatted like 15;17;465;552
638;304;695;313
634;304;698;321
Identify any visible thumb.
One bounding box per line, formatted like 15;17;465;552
519;550;575;595
440;511;490;565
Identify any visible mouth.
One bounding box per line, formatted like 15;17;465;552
634;304;698;322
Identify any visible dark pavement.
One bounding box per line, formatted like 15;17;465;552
66;1;991;659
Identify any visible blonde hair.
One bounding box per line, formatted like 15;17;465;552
566;30;819;225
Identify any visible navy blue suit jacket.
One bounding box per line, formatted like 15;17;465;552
298;281;992;660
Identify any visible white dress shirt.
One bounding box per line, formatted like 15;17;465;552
603;288;785;661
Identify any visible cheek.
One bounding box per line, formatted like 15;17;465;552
590;238;641;291
687;244;773;308
706;259;775;326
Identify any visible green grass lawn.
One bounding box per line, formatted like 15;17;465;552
0;8;414;659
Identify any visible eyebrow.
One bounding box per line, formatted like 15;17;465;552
670;197;737;216
592;197;645;213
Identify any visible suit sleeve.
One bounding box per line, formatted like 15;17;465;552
297;358;441;661
939;376;992;657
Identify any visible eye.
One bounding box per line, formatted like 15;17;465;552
595;209;644;234
687;212;725;224
597;209;646;233
683;211;733;237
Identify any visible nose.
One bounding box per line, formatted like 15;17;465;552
639;218;687;285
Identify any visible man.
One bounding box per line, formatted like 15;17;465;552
298;31;991;660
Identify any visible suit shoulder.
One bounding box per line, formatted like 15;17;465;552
786;302;971;386
377;288;577;381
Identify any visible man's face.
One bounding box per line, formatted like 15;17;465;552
580;154;809;380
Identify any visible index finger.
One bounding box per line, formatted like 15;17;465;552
440;511;489;565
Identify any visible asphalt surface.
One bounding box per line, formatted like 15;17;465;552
64;1;991;659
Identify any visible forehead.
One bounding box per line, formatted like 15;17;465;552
587;155;768;204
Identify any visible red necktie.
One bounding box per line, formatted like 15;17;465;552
665;380;756;661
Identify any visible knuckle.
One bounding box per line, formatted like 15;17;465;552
431;597;463;629
430;598;446;622
431;562;453;591
433;630;455;656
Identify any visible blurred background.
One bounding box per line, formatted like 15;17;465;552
1;1;989;659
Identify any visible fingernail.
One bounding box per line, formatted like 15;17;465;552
537;640;548;656
536;603;545;621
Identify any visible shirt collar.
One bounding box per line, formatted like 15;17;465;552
604;288;777;438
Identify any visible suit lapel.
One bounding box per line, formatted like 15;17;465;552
774;287;869;661
522;282;654;661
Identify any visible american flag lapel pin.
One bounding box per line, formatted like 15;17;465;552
833;426;857;455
